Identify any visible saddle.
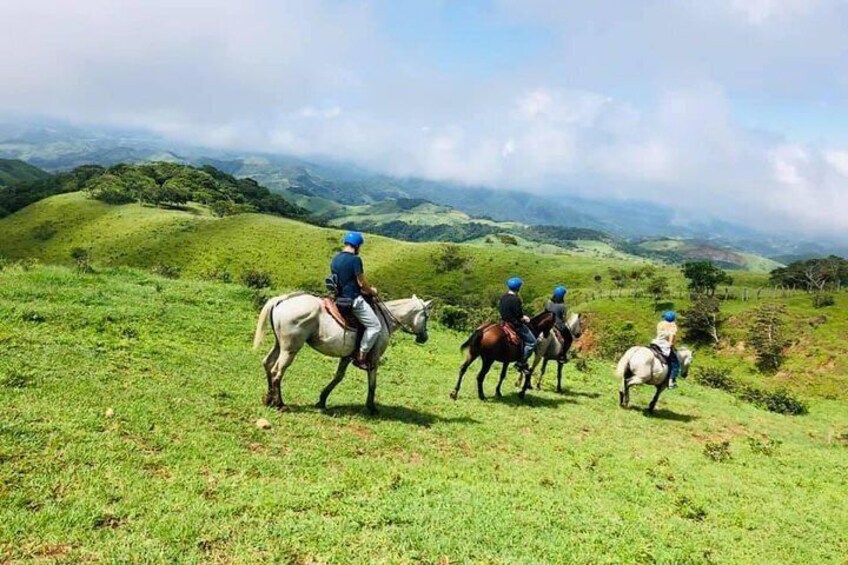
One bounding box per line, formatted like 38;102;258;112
649;344;670;366
499;322;521;346
322;297;362;331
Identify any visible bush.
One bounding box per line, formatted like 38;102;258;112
748;304;789;372
703;440;732;462
694;366;736;392
432;244;470;274
242;269;273;290
69;247;93;274
151;264;181;279
439;304;470;331
202;267;232;283
738;386;808;415
497;234;518;246
681;294;722;344
747;436;782;456
31;221;58;241
597;321;640;360
812;293;835;308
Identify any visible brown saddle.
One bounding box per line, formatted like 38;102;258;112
499;322;521;346
322;297;362;331
649;344;669;366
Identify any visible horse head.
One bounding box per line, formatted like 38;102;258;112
567;313;583;338
677;347;693;377
529;310;556;336
400;295;433;344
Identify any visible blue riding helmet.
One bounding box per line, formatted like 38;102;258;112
553;285;567;299
507;277;523;291
663;311;677;322
343;231;364;247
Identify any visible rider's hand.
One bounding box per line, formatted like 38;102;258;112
370;286;379;297
522;315;530;324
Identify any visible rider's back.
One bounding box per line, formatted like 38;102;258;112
499;293;523;325
330;252;363;299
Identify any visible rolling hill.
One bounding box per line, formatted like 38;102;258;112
0;158;50;186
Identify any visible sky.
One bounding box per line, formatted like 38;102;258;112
2;0;847;239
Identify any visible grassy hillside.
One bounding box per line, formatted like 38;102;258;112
635;239;784;273
0;192;653;305
0;265;846;563
0;158;50;186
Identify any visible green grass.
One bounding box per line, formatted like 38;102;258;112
0;158;50;187
1;266;847;563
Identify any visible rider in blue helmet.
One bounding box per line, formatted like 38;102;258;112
330;231;381;370
499;276;537;373
652;310;680;388
545;285;569;362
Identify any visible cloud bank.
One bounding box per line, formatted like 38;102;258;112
2;0;847;239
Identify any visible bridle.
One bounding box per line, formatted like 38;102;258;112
374;297;429;336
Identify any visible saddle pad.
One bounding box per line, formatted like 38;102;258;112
499;322;521;346
322;297;362;330
648;344;668;365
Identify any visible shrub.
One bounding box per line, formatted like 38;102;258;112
694;366;736;393
748;304;789;372
432;244;470;274
69;247;93;274
151;264;181;279
738;386;807;415
703;440;732;462
681;294;722;344
439;304;470;331
597;321;639;360
202;267;232;283
31;221;58;241
497;234;518;246
812;293;835;308
747;436;782;456
242;269;273;290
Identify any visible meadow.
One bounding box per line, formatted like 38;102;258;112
1;265;847;564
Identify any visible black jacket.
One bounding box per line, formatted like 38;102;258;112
499;293;524;325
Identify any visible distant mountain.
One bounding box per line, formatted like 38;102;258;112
1;119;843;262
0;159;50;187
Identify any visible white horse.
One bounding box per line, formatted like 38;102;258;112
616;346;693;412
530;313;583;392
253;293;433;414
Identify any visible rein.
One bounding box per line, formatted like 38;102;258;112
374;297;426;336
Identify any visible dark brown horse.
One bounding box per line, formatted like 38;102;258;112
450;312;555;401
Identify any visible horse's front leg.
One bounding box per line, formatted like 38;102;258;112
317;357;351;410
452;352;476;400
535;358;548;390
366;366;378;414
476;359;494;400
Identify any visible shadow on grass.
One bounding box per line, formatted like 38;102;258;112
555;387;601;399
493;393;576;409
322;404;480;427
634;407;699;422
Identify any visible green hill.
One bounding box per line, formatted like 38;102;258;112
0;158;50;186
0;264;846;562
0;192;649;306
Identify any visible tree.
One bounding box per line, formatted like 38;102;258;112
608;268;628;289
681;261;733;296
748;304;790;372
69;247;92;274
680;294;722;344
645;275;669;302
432;244;470;274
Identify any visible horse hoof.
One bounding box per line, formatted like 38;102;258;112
315;401;327;410
518;391;526;400
478;395;487;401
367;405;378;415
276;404;290;413
449;390;458;401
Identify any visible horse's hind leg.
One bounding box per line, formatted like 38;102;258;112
556;361;564;394
366;368;378;414
268;349;297;411
648;385;664;413
476;358;494;401
536;358;548;390
495;363;509;398
317;357;351;410
262;342;281;407
451;352;477;400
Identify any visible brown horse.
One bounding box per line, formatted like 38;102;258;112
450;312;555;401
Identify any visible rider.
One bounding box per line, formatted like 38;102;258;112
499;277;537;373
330;231;381;370
545;285;568;362
652;311;680;388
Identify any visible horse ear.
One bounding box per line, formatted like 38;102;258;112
424;299;433;309
412;294;418;300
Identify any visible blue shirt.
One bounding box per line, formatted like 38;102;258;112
331;252;364;299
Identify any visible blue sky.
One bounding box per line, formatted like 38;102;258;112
2;0;847;238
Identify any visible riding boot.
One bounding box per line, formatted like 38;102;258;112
352;350;371;371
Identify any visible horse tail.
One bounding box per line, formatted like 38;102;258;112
616;347;637;380
252;294;291;349
460;328;482;352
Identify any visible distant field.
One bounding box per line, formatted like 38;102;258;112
0;266;846;563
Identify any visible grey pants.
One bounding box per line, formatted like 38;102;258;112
353;296;382;353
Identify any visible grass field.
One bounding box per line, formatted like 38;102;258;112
1;265;847;563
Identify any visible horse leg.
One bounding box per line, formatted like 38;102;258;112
536;358;548;390
556;361;564;394
496;363;509;398
648;385;664;414
262;342;280;407
451;351;477;400
476;358;494;401
619;376;630;408
317;357;351;410
268;349;297;411
366;367;379;414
